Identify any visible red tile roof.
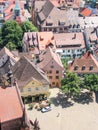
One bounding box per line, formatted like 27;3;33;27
4;0;24;21
68;52;98;74
38;47;63;69
54;32;85;49
38;32;56;51
80;8;92;17
0;86;23;122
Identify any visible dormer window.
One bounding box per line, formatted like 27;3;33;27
46;17;53;26
51;65;54;68
90;65;93;70
74;65;78;70
59;19;65;26
82;65;86;70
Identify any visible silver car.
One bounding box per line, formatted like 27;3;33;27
41;106;52;113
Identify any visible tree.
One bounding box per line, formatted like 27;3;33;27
2;20;23;50
6;42;17;50
0;28;3;48
61;71;81;98
21;21;37;35
84;74;98;92
61;58;72;69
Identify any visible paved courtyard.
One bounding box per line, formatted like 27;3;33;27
26;88;98;130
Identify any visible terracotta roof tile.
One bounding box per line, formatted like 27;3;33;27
80;8;92;17
68;52;98;74
38;47;63;69
0;86;23;122
4;0;24;20
54;32;85;49
38;32;56;51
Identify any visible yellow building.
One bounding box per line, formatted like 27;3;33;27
20;78;49;98
12;56;50;101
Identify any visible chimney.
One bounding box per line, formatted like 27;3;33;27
72;33;76;39
40;36;44;41
51;35;54;40
58;0;60;4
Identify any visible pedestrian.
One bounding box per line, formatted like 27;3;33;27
57;112;60;117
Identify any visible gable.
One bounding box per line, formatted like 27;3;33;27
24;78;42;89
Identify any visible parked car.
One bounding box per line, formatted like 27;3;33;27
41;106;52;113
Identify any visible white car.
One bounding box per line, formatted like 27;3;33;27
41;106;52;113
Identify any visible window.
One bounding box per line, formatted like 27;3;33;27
44;28;47;31
56;76;59;79
49;76;52;79
82;65;86;70
90;65;93;70
49;28;52;31
49;70;52;73
28;88;31;92
43;86;47;90
74;65;78;70
50;65;54;68
35;87;39;91
56;70;59;74
52;82;55;85
60;27;63;30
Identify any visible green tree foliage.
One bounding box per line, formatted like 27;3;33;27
2;20;23;49
84;74;98;91
0;28;3;48
0;20;38;51
61;58;72;69
61;71;81;97
6;42;17;50
21;21;37;35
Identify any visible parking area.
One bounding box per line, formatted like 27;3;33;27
26;88;98;130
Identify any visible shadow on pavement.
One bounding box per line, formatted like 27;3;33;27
50;92;74;108
95;91;98;103
50;91;94;108
73;92;93;104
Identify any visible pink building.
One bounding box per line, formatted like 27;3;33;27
38;47;64;87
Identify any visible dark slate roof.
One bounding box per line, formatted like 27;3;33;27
0;58;10;75
42;0;54;18
12;56;49;87
38;12;45;23
0;47;19;75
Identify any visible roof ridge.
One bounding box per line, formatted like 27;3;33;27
49;47;63;67
21;56;49;83
90;54;98;68
14;56;28;80
20;58;29;81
